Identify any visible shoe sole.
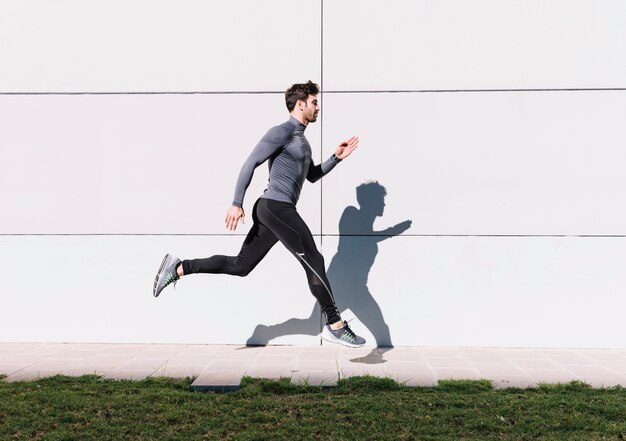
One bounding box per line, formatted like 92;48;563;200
153;253;172;297
320;332;365;348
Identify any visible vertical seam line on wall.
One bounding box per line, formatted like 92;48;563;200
319;0;324;341
320;0;324;249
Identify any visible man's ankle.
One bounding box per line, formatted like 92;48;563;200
176;263;184;277
329;320;345;331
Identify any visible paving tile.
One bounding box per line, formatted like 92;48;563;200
291;371;338;387
210;348;262;360
164;352;213;360
151;365;205;379
432;368;483;381
500;349;550;360
295;358;337;371
164;358;217;371
338;346;378;356
0;349;35;360
546;355;598;366
191;370;246;391
20;343;79;356
1;353;49;365
576;375;626;388
113;359;166;372
100;344;150;355
425;357;474;369
245;365;295;379
417;347;463;358
509;358;563;370
104;369;157;380
582;350;626;360
594;360;626;374
141;344;190;352
298;348;341;360
471;362;526;376
67;365;113;377
57;345;113;356
7;359;94;380
489;375;537;389
6;369;68;382
176;345;227;356
338;364;387;379
386;372;437;387
0;356;42;370
124;357;174;368
0;363;35;376
564;365;619;377
259;345;301;355
48;351;103;361
253;354;298;366
459;350;510;363
385;369;434;383
207;358;256;371
339;353;388;365
525;369;579;384
25;359;81;371
161;360;210;373
382;361;430;372
64;343;112;351
0;343;40;351
375;347;422;362
128;353;180;362
84;354;138;365
70;361;121;374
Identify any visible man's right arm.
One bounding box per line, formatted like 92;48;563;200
226;124;292;231
231;124;291;208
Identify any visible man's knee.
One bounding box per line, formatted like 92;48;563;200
232;257;253;277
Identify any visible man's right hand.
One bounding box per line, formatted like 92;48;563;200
225;205;245;231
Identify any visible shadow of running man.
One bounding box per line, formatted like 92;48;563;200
247;181;411;363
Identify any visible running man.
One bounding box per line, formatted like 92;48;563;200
153;81;366;348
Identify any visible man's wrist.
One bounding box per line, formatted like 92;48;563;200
331;153;342;163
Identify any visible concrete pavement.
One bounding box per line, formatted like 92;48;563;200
1;343;625;391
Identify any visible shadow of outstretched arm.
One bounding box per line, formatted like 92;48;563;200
373;220;413;242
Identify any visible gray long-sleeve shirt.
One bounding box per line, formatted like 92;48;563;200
232;116;340;207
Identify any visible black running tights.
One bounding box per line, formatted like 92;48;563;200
181;198;342;325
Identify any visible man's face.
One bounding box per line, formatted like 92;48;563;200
301;94;320;123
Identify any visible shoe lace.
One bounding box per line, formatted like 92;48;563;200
342;320;357;341
162;272;178;289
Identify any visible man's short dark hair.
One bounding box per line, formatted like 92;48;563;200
285;81;320;112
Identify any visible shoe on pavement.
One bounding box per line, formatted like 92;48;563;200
153;253;181;297
321;320;366;348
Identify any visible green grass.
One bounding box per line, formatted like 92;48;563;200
0;375;624;440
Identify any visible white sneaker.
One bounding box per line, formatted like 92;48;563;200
321;321;366;348
153;254;181;297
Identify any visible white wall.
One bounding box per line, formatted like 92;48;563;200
1;0;625;348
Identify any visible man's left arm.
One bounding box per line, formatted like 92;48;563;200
306;136;359;183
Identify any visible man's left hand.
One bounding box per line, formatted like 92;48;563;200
335;136;359;160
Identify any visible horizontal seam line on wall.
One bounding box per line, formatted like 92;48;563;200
327;88;626;94
1;88;626;96
1;234;624;238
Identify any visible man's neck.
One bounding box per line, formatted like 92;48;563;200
290;111;308;126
